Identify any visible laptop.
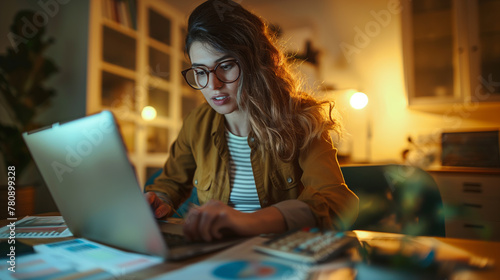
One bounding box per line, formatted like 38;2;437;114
22;110;242;260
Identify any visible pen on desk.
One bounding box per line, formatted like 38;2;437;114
166;202;183;219
157;205;183;223
171;207;183;219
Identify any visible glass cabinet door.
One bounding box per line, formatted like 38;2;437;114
403;0;500;107
409;0;458;101
474;0;500;101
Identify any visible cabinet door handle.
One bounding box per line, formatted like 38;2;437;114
464;224;485;229
462;182;482;193
463;203;482;208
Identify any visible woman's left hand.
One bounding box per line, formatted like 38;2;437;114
182;200;286;242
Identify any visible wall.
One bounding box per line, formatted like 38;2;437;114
0;0;90;125
247;0;500;164
156;0;500;165
0;0;90;213
319;0;500;164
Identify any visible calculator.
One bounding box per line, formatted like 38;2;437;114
253;228;359;263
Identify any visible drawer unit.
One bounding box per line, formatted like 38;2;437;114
445;220;500;241
432;173;500;200
429;169;500;241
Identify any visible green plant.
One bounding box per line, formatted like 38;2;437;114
0;10;58;176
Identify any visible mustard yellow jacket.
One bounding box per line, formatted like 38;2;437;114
145;103;359;230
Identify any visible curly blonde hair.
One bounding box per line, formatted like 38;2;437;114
186;0;340;161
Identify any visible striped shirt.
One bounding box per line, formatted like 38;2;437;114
226;130;261;212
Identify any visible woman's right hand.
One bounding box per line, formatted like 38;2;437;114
144;192;172;219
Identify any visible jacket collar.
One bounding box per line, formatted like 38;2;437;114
211;110;225;137
210;109;257;148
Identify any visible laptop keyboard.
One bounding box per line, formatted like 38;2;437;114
162;231;245;249
162;232;190;247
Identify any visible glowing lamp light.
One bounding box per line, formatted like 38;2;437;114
141;106;157;120
349;92;368;110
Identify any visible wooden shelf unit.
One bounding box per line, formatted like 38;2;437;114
87;0;203;186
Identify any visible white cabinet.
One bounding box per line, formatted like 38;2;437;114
429;168;500;241
402;0;500;110
86;0;203;185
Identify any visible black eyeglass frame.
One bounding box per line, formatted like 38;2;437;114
181;59;241;90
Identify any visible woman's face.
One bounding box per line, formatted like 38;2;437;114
188;41;241;116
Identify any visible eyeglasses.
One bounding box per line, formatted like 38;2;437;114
181;59;241;90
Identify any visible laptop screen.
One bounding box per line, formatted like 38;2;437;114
23;111;168;258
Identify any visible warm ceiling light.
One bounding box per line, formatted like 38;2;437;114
141;106;157;120
350;92;368;110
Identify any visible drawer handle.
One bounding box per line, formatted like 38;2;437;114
463;203;482;208
463;182;482;193
464;224;485;229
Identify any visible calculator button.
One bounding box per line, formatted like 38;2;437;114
254;229;358;263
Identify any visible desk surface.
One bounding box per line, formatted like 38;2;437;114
2;216;500;279
439;238;500;279
353;230;500;280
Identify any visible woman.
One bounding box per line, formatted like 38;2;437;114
145;0;358;242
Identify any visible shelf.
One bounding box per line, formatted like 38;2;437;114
148;46;171;82
102;18;138;38
117;118;136;152
88;0;201;185
143;154;171;164
148;8;171;46
148;75;171;91
148;87;170;118
101;71;136;111
138;116;173;127
102;62;136;80
147;126;170;153
102;26;136;71
148;37;172;54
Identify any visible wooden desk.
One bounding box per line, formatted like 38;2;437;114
435;237;500;279
353;230;500;280
2;217;499;279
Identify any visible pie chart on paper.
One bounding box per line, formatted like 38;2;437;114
212;260;296;279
